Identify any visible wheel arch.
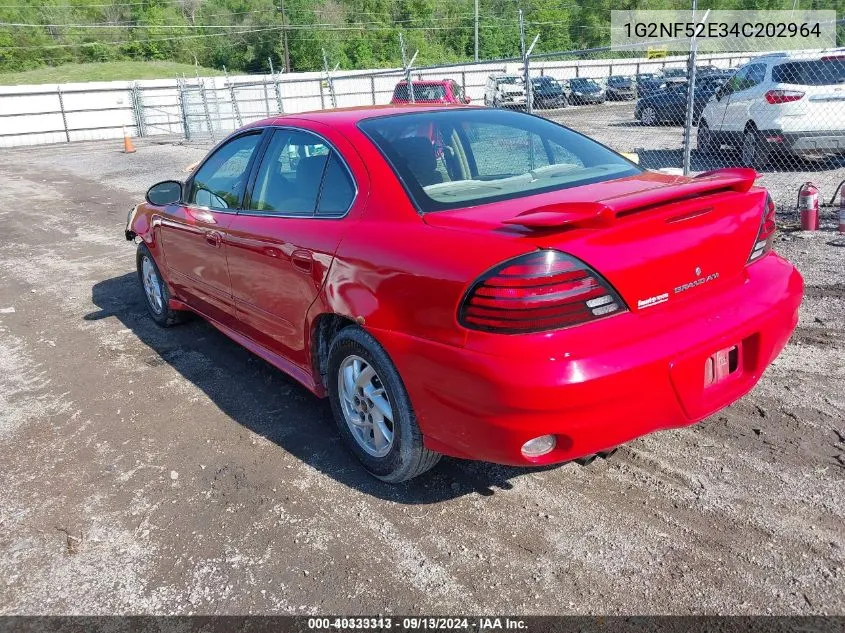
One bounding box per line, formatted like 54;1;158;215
309;312;358;392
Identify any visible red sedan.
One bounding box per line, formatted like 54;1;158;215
126;105;803;482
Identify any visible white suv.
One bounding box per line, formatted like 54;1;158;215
484;74;528;108
697;51;845;168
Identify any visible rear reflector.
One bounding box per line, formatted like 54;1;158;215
747;195;776;264
764;90;804;104
458;250;627;334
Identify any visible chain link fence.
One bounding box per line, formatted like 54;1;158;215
2;23;843;219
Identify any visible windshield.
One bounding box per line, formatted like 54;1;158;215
394;83;447;101
358;109;641;214
498;76;523;85
570;79;599;90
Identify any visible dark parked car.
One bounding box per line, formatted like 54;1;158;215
636;76;665;97
566;78;606;104
662;67;688;80
605;76;635;101
531;76;567;108
634;75;726;125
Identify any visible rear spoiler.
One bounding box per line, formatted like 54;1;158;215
502;168;758;230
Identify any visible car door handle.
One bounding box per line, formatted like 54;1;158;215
205;231;223;247
291;250;313;274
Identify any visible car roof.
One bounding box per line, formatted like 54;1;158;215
243;104;482;129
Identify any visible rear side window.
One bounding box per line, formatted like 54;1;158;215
772;59;845;86
247;129;353;218
317;154;355;216
359;109;640;213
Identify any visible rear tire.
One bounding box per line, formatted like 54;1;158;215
697;120;717;155
641;106;657;126
136;242;188;327
327;327;441;483
741;126;769;170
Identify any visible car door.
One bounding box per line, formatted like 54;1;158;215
721;63;767;134
224;125;361;369
705;67;745;133
158;129;265;325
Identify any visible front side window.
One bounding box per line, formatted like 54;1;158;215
248;129;353;217
189;132;262;210
359;109;640;213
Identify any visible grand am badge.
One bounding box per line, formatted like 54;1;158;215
675;271;720;294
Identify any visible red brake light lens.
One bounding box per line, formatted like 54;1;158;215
459;250;627;334
765;90;804;104
747;195;776;264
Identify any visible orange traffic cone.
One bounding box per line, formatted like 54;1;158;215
122;126;136;154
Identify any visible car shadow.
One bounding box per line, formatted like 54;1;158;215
86;272;562;503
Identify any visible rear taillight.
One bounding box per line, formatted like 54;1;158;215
747;195;776;264
764;90;804;104
458;250;627;334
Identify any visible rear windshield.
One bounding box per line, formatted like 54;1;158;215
358;109;640;213
393;83;447;101
772;59;845;86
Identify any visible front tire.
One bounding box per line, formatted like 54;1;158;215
136;242;187;327
328;327;441;483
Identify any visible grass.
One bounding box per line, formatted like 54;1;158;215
0;61;224;85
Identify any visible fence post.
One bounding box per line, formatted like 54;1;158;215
682;2;703;176
322;48;337;109
131;83;146;137
225;72;243;127
56;86;70;143
177;79;191;141
273;72;285;113
200;79;216;143
370;75;377;105
263;76;271;116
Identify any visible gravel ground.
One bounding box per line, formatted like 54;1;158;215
0;128;843;615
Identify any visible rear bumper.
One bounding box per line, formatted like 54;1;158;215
762;129;845;154
371;254;803;466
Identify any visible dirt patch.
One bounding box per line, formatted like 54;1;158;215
0;140;842;615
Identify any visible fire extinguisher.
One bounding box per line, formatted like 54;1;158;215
797;181;819;231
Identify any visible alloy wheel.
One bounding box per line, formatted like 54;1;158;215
141;255;164;314
642;107;657;125
338;355;395;458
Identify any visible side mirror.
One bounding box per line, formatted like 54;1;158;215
714;87;723;100
146;180;182;206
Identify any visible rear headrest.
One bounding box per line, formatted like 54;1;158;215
391;136;437;176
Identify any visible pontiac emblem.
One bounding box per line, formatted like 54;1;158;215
695;266;702;276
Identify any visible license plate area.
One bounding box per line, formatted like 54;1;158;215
704;344;740;387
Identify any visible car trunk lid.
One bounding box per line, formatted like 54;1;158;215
424;168;766;313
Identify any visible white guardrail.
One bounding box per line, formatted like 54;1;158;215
0;50;758;148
